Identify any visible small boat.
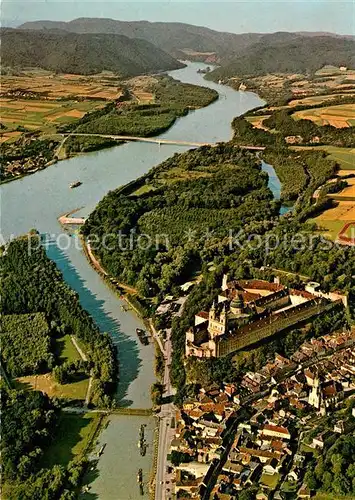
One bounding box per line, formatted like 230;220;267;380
70;181;82;189
136;328;149;345
98;443;106;457
137;468;143;483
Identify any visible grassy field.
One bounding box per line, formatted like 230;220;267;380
15;372;89;400
332;178;355;199
55;334;82;363
40;412;103;468
130;184;157;196
310;198;355;241
292;103;355;127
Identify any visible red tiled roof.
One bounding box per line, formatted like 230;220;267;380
239;447;281;459
263;424;290;435
197;311;209;319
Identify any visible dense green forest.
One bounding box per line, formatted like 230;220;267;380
2;313;54;377
1;28;184;76
1;388;88;499
82;144;278;298
63;76;218;138
18;17;263;58
263;148;337;202
206;36;355;80
304;405;355;497
232;110;355;149
1;236;117;406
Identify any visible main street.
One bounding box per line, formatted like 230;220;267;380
155;327;176;500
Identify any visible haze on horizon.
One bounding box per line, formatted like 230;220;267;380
2;0;354;36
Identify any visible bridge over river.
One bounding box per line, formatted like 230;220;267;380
50;132;266;152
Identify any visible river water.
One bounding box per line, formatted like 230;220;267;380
1;62;277;499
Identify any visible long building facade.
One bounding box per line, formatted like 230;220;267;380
185;277;343;358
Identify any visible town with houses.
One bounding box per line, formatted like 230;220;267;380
157;277;355;499
169;327;355;499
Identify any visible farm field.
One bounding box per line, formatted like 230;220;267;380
15;372;90;400
0;97;105;136
1;70;121;100
288;93;355;107
310;201;355;241
0;70;121;142
331;177;355;199
292;103;355;127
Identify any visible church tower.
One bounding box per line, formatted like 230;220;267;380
309;376;321;409
209;300;217;321
222;274;229;292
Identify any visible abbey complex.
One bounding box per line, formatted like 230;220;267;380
185;277;347;358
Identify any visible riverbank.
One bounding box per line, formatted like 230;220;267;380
2;61;266;499
1;74;219;184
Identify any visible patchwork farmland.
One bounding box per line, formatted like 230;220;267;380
292;103;355;128
0;70;122;142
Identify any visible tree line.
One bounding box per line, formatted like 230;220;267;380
1;236;118;407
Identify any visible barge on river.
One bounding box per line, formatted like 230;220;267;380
136;328;149;345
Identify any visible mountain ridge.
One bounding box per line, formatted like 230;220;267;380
18;18;353;61
1;28;185;76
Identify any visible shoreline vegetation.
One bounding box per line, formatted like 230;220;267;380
0;234;119;498
0;73;218;184
2;55;354;498
77;63;354;408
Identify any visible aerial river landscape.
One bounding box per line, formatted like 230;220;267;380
1;62;282;499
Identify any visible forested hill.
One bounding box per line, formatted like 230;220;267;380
18;18;263;59
18;18;353;62
206;35;355;80
1;28;184;76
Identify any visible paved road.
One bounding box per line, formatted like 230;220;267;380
155;327;175;500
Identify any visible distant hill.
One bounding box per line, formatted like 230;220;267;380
206;35;355;80
18;18;353;62
18;18;264;59
1;28;184;76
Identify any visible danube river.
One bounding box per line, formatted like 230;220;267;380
2;62;270;499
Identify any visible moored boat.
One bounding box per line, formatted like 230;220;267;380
70;181;82;189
